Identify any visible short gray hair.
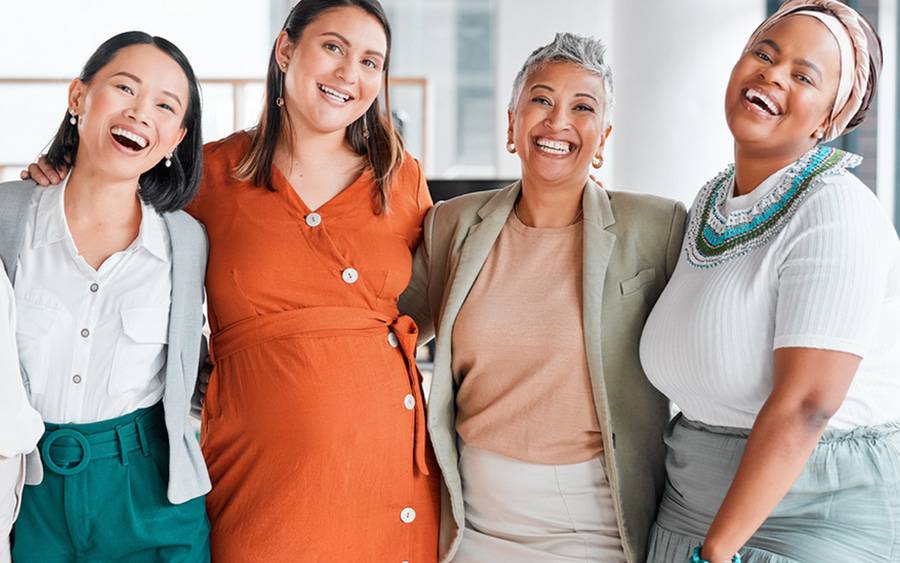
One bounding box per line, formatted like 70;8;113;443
508;32;614;125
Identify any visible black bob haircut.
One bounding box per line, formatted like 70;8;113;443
45;31;203;213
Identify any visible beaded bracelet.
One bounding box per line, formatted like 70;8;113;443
691;546;742;563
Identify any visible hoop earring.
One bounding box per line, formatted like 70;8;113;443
506;141;516;154
69;109;77;126
275;65;286;108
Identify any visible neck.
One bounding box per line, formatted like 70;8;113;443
732;141;817;196
276;110;357;173
516;175;586;228
64;164;142;227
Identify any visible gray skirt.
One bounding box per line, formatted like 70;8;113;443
647;414;900;562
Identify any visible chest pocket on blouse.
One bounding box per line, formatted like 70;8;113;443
15;301;57;396
108;307;170;394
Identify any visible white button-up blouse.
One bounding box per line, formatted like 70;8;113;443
14;181;172;424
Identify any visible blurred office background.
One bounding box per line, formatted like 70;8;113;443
1;0;897;229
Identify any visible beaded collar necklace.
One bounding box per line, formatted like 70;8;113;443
685;145;862;269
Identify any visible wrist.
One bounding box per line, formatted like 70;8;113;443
693;546;742;563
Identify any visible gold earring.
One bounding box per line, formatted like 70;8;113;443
592;154;603;169
275;66;286;108
506;141;516;154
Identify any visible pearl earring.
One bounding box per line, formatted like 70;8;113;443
69;110;77;126
165;153;172;168
506;141;516;154
592;155;604;169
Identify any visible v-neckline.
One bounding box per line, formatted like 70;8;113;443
271;164;372;216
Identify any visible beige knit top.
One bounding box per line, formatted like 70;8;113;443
452;211;603;464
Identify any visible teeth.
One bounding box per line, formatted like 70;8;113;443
745;88;780;115
318;84;351;102
535;137;572;154
111;127;148;148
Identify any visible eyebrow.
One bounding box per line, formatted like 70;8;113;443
530;84;600;104
110;71;183;108
320;31;385;60
756;39;823;81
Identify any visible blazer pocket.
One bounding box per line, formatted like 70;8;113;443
619;267;657;296
109;307;170;394
15;300;57;396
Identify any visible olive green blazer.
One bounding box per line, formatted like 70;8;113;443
399;180;686;562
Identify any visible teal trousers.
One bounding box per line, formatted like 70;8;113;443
12;403;209;563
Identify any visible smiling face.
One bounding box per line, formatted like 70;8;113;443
68;43;188;182
508;61;610;189
276;5;387;135
725;14;842;157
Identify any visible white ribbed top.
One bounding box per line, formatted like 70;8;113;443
640;169;900;429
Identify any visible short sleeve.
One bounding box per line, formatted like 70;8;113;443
409;157;433;250
773;178;894;357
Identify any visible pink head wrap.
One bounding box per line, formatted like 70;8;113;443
743;0;879;142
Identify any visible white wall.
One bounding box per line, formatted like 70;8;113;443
611;1;765;205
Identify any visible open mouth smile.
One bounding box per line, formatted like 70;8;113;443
317;83;354;104
110;126;149;152
742;87;783;116
533;137;575;155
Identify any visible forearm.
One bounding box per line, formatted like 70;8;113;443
702;399;828;561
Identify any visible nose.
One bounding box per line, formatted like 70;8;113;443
544;104;570;131
123;99;151;127
336;60;358;84
759;63;787;89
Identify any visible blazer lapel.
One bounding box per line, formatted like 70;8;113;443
435;183;520;378
581;182;617;444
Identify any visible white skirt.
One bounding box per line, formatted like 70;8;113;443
452;443;627;562
0;454;24;563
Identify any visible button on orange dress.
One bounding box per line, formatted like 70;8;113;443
186;132;441;562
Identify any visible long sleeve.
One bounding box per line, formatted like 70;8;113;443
0;273;43;459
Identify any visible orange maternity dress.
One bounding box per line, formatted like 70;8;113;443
186;132;441;562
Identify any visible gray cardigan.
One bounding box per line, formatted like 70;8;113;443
0;180;211;504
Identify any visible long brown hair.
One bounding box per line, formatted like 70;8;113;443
235;0;403;213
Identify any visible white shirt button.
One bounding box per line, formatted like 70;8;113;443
341;268;359;284
400;507;416;523
305;213;322;227
72;374;82;384
387;332;399;348
403;394;416;411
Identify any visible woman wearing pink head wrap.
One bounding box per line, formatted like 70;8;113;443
640;1;898;562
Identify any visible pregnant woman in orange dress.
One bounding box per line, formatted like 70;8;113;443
191;1;440;560
26;1;441;561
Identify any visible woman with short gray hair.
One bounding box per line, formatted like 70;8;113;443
401;32;685;562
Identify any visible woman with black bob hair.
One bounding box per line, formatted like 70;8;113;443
3;31;211;561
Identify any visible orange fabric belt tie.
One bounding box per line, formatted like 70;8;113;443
209;307;431;476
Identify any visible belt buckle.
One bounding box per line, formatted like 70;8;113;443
41;429;92;476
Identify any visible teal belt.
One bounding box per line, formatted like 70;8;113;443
39;404;164;476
